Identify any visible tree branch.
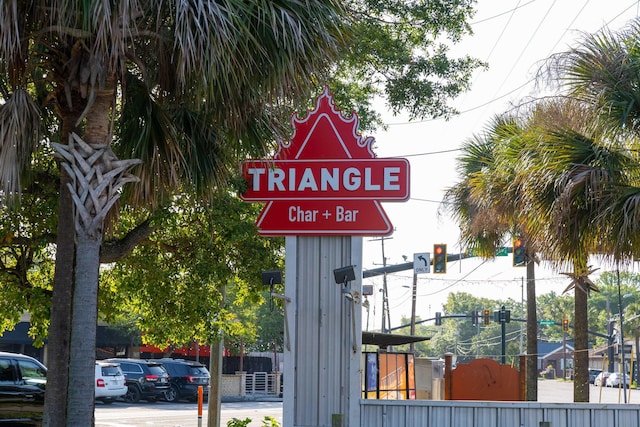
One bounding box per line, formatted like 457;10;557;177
100;219;156;263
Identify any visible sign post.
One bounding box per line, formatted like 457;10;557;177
241;88;409;427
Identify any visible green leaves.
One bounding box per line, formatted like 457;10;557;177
100;190;283;348
333;0;484;125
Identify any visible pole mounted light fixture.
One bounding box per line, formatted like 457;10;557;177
333;265;358;353
262;270;283;286
333;265;356;287
262;269;287;304
262;270;291;351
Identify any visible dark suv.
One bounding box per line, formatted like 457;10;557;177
157;358;210;402
0;351;47;425
105;358;169;403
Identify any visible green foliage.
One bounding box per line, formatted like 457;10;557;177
534;271;640;348
100;190;283;348
241;293;285;353
417;292;522;365
0;0;482;358
0;176;284;350
536;291;574;342
226;417;281;427
391;316;442;358
328;0;484;131
0;157;58;343
227;418;252;427
261;416;281;427
0;146;284;351
587;271;640;345
416;271;640;364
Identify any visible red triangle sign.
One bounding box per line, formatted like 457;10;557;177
240;87;409;236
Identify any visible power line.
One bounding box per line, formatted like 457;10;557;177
386;2;637;130
542;0;591;57
479;0;524;64
387;79;533;126
469;0;539;25
491;0;558;99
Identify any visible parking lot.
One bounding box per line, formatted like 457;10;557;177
95;400;283;427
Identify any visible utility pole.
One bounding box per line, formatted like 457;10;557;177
607;296;614;372
500;306;506;364
520;277;524;354
371;236;391;332
562;330;567;380
409;272;417;352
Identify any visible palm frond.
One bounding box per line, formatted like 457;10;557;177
0;89;40;204
546;18;640;136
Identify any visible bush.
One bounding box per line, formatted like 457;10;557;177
227;416;281;427
227;418;251;427
262;416;280;426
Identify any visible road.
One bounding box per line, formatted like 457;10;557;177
95;381;638;426
538;379;639;404
95;400;283;427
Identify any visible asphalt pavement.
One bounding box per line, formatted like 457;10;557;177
538;379;639;404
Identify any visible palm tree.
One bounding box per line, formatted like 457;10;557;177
447;95;631;402
545;18;640;260
0;2;347;425
540;19;640;400
443;114;540;400
513;95;640;401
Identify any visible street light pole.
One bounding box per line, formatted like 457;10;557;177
617;269;627;403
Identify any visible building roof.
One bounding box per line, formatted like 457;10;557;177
0;322;135;347
537;341;575;358
362;331;430;349
0;322;33;345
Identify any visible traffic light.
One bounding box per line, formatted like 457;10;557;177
470;310;478;326
435;312;442;326
495;305;511;323
483;309;490;326
513;238;526;266
433;244;447;273
562;318;569;332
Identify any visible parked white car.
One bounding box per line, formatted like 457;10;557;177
606;372;630;388
95;361;127;404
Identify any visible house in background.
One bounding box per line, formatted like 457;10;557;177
537;341;574;379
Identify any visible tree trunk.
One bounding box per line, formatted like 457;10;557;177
525;256;538;401
66;231;101;426
58;74;139;425
44;101;83;426
58;131;139;424
43;169;75;427
573;279;589;402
